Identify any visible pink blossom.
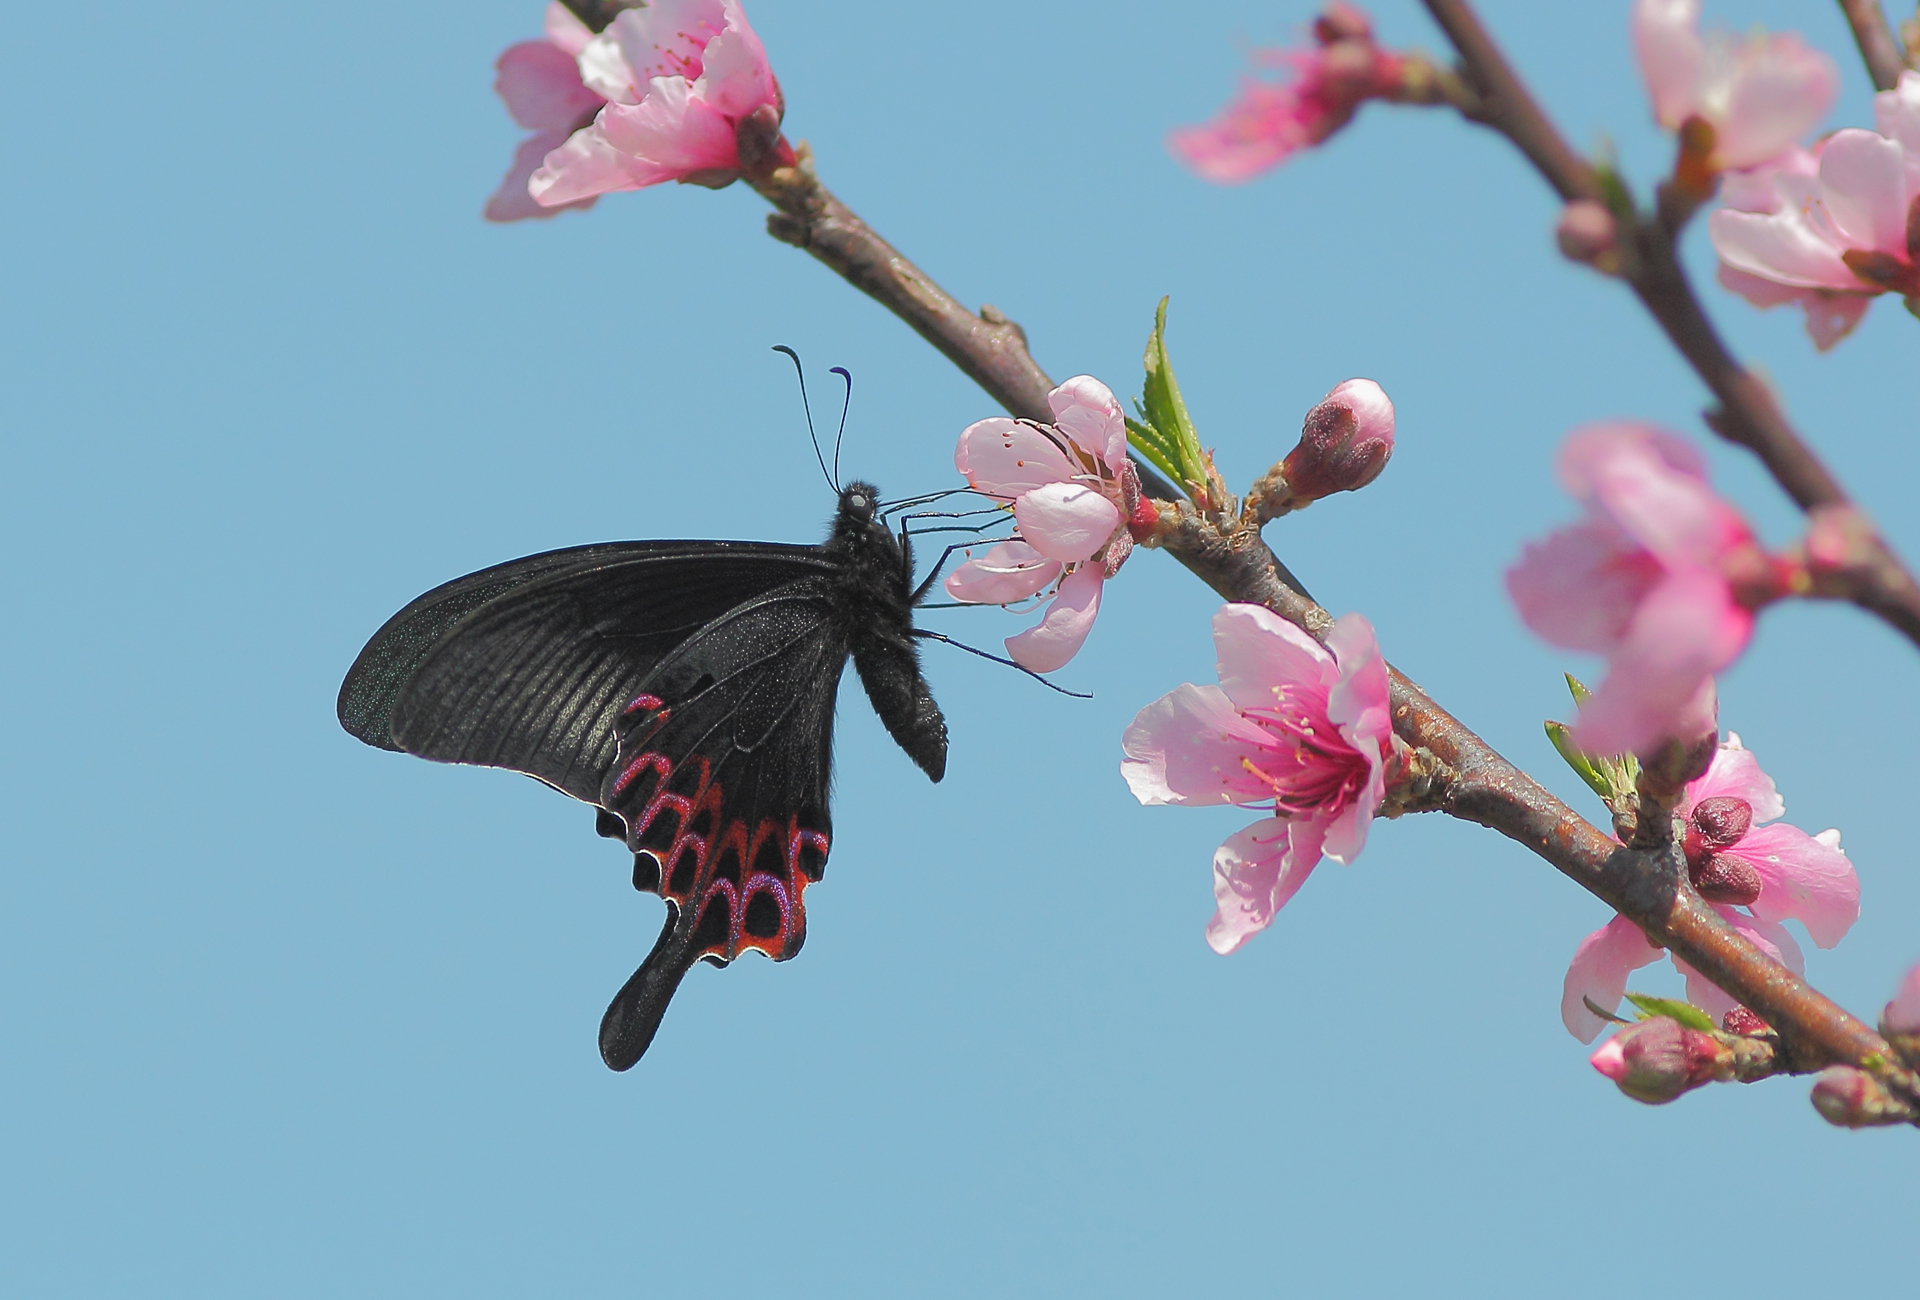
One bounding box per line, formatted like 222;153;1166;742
1561;733;1858;1041
1506;424;1783;757
1121;605;1392;954
528;0;783;207
946;377;1148;672
1631;0;1836;172
1169;5;1406;183
486;4;606;222
1708;71;1920;348
1885;961;1920;1034
1280;378;1395;503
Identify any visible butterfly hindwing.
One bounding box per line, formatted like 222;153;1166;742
596;579;847;1069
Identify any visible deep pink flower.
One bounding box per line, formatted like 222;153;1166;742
1121;605;1392;954
947;377;1146;672
1709;71;1920;348
1561;733;1858;1041
1631;0;1836;172
1506;424;1781;757
1169;5;1405;183
486;4;607;222
1886;960;1920;1034
529;0;782;207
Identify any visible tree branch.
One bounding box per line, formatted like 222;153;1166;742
739;144;1918;1114
1417;0;1920;652
1836;0;1912;91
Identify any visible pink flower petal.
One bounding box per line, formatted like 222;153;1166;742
1046;375;1128;474
1734;823;1858;947
943;540;1059;605
542;1;594;58
1562;914;1665;1043
1121;683;1276;807
1885;959;1920;1033
529;120;648;205
1506;520;1660;653
1014;481;1121;564
1713;33;1837;170
1873;70;1920;155
1210;603;1337;715
1683;733;1784;823
1709;206;1865;292
954;418;1076;498
1719;148;1818;214
496;40;603;131
1005;565;1102;672
696;1;778;119
1205;814;1328;954
1319;613;1391;864
593;79;740;180
1574;568;1751;756
1169;81;1312;183
1631;0;1703;130
486;129;597;222
1561;425;1749;567
601;0;728;91
1817;128;1911;256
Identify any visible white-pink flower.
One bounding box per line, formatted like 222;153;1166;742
1121;605;1392;955
486;4;607;222
1506;424;1782;757
1709;71;1920;348
1631;0;1836;172
1561;733;1858;1041
946;377;1149;672
528;0;784;207
1168;4;1405;183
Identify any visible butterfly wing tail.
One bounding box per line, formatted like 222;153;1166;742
599;901;704;1071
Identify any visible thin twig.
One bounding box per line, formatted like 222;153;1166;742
1836;0;1911;90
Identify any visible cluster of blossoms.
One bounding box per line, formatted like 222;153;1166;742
944;378;1155;672
488;0;785;221
1563;733;1858;1041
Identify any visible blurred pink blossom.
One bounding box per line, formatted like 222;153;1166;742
1631;0;1836;171
1561;734;1857;1041
529;0;783;207
1709;71;1920;348
1121;605;1391;954
1169;4;1405;182
1885;960;1920;1034
486;4;606;221
1506;424;1783;757
947;377;1148;672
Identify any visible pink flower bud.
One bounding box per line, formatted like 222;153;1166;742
1556;199;1619;269
1279;379;1395;504
1690;850;1763;905
1589;1016;1725;1104
1721;1006;1768;1035
1810;1066;1909;1127
1885;960;1920;1034
1687;795;1753;851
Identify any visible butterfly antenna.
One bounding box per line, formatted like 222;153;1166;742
829;366;852;488
773;345;837;493
910;629;1092;699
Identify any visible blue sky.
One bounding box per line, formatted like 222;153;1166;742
3;1;1915;1295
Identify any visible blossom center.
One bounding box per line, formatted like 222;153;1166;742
1236;689;1371;817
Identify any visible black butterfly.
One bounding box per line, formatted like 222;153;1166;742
336;480;948;1070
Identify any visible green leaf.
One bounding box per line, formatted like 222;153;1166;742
1563;673;1593;707
1546;721;1614;801
1624;993;1718;1033
1130;296;1207;500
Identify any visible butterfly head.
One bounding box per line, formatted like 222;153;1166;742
837;481;878;526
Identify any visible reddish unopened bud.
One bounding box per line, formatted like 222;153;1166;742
734;103;795;182
1722;1006;1768;1035
1278;379;1395;505
1691;851;1762;905
1556;200;1619;272
1589;1017;1729;1104
1810;1066;1912;1128
1688;796;1753;850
